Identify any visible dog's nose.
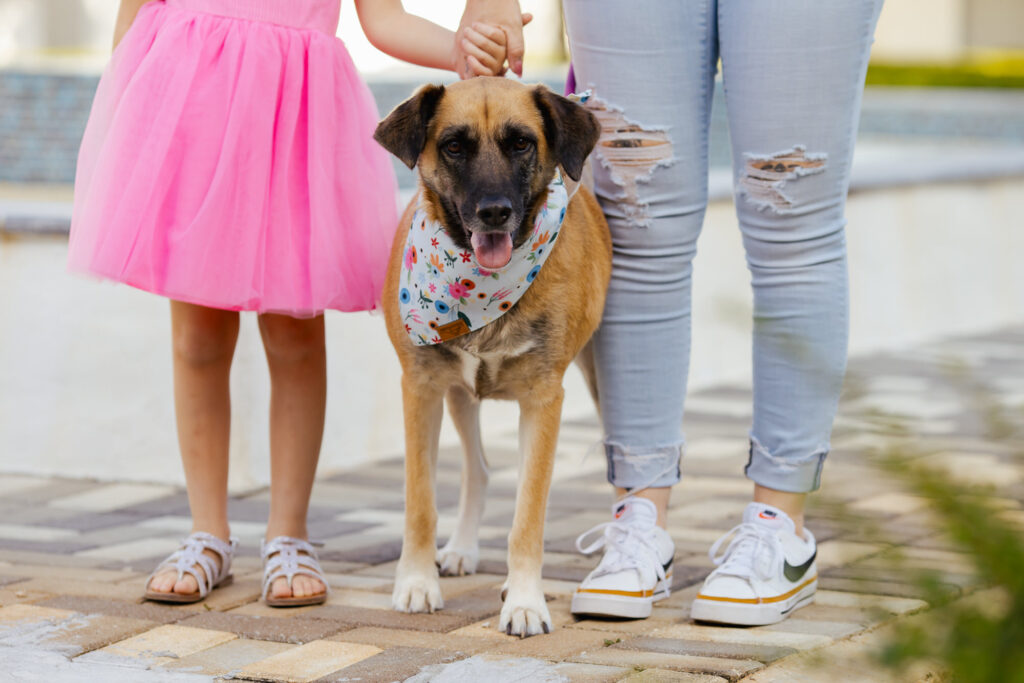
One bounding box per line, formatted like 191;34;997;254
476;197;513;227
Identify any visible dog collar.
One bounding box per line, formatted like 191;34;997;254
398;171;568;345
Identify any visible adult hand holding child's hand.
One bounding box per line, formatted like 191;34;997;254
455;0;532;78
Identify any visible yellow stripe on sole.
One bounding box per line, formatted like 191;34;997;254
694;575;817;605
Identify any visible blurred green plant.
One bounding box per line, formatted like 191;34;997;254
867;54;1024;88
857;358;1024;682
871;449;1024;682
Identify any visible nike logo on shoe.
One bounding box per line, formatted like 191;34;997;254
783;549;816;582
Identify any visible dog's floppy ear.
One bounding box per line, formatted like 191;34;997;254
532;86;600;182
374;84;445;169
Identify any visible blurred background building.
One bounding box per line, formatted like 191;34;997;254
2;0;1023;489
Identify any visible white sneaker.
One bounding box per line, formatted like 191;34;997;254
571;497;675;619
690;502;817;626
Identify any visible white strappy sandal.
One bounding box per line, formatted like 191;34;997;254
261;536;330;607
144;531;237;604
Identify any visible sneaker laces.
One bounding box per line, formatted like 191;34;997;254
708;522;780;582
575;521;666;586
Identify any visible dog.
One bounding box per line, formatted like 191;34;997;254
374;77;611;637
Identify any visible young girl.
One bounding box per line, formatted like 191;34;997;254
69;0;517;606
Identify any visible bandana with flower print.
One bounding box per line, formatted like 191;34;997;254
398;171;568;346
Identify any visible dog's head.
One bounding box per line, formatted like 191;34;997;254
374;77;599;270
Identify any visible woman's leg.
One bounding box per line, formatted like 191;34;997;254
149;301;238;595
719;0;884;503
564;0;718;514
688;0;884;626
564;0;718;618
258;312;328;599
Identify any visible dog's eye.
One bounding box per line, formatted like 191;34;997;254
444;140;463;157
513;137;533;153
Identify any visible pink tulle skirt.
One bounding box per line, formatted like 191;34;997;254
68;0;399;315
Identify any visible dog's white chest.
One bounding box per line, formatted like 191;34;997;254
452;342;535;395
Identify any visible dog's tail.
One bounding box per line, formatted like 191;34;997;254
574;340;601;418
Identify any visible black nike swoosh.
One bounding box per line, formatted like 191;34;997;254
662;559;673;573
784;549;816;582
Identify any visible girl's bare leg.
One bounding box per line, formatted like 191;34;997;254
258;313;328;599
149;301;238;595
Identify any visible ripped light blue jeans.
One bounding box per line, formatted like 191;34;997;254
563;0;884;493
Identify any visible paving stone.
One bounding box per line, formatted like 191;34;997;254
0;603;155;656
113;493;192;517
817;576;959;602
319;538;403;565
37;595;193;624
0;587;53;606
0;562;137;584
0;603;76;623
812;589;928;615
178;612;349;644
308;604;474;632
0;538;97;553
228;600;322;619
328;625;496;654
9;577;143;601
192;576;262;612
18;510;145;533
760;618;863;640
436;572;506;599
569;606;691;635
550;662;634;683
849;492;929;515
612;636;797;664
162;637;296;676
491;627;617;659
75;536;184;563
234;639;381;682
78;623;237;668
6;479;102;504
821;563;975;591
0;475;55;497
48;483;179;513
814;540;887;569
312;646;461;683
617;669;729;682
0;523;80;542
571;648;762;681
314;587;392;610
439;586;506;622
650;623;832;651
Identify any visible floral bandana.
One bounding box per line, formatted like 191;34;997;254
399;171;568;345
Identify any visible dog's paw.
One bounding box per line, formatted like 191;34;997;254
392;565;443;613
498;585;552;638
436;542;479;576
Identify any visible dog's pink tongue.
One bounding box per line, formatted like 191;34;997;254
470;232;513;269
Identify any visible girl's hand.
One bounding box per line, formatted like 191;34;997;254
455;11;533;79
460;22;509;77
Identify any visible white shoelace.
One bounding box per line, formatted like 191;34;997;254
575;520;667;586
707;522;781;582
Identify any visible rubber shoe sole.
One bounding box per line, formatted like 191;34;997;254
570;574;671;619
690;576;817;626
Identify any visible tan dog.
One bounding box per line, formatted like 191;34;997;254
374;77;611;637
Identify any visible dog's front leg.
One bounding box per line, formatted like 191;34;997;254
500;384;564;637
393;374;445;613
437;385;488;576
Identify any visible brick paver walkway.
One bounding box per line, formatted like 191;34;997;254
1;327;1022;682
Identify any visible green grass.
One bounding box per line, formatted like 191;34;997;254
867;54;1024;88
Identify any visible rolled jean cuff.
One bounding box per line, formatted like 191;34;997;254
744;436;827;493
606;440;684;490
